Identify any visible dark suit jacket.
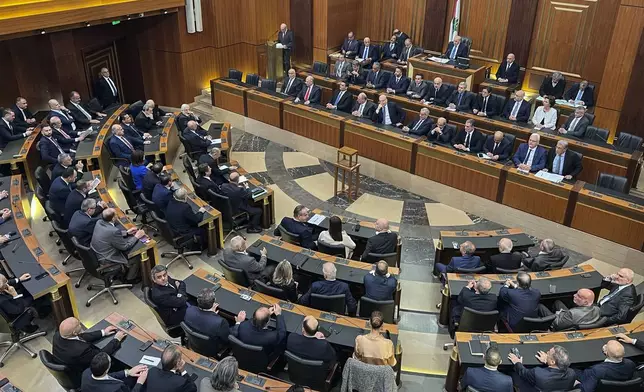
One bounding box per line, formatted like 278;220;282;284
164;198;204;237
220;183;256;216
452;129;485;152
446;255;482;273
81;369;141;392
424;84;451;106
144;367;197;392
473;94;501;117
599;280;637;325
197;176;220;196
341;38;360;56
232;315;287;355
52;330;121;385
176;113;202;133
363;273;397;301
407;81;428;98
222;249;267;283
299;279;357;314
499;286;541;329
142;170;160;200
545;149;583;179
52;127;80;148
48;110;77;134
381;42;401;60
0;280;31;327
513;364;576;392
107;136;134;162
452;287;498;323
347;70;367;86
372;102;405;125
274;217;317;249
184;306;230;350
576;359;636;392
447;91;474;111
386;76;410;94
502;99;531;122
488;252;522;271
0;120;24;149
69;210;100;247
63;189;87;228
444;42;468;59
351;101;376;119
365;70;389;89
357;44;378;62
11;105;34;132
512;144;547;172
182;128;210;155
134;112;156;131
405;117;433;137
286;333;336;368
483;136;512;161
328;90;354;113
94;77;119;108
122;123;145;144
561;115;590;138
39;136;67;164
564;83;595;107
361;232;398;260
198;154;228;185
278;29;294;51
49;177;75;216
429;125;456;144
396;32;409;47
297;85;322;104
461;366;513;392
152;184;173;214
496;61;520;84
539;77;566;99
68;102;97;127
399;45;420;62
522;248;565;272
150;277;188;327
282;77;304;97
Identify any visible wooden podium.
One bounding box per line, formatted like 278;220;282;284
266;41;284;82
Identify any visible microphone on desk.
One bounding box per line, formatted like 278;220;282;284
124;318;162;345
483;330;524;344
265;386;312;391
629;323;644;335
583;327;607;338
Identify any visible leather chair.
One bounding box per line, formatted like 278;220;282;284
441;124;458;143
228;334;279;374
585;126;609;144
253;280;288;301
317;241;347;257
52;221;86;287
444;307;499;348
245;73;260;86
35;166;52;198
359;297;395;324
584;112;595;126
492;93;507;114
260;78;277;92
36;186;58;241
179;132;202;162
126;100;144;119
616;132;643;153
311;293;346;314
277;224;301;246
182;154;198;180
455;266;487;274
495;266;527;274
117;179;156;233
0;307;47;366
312;61;328;75
208;189;249;242
140;192;161;218
228;69;243;81
218;258;251;287
150;211;200;270
71;236;132;306
142;286;184;339
381;70;393;86
578;316;608;330
284;351;339;392
118;165;136;192
460;37;472;56
596;377;642;392
179;322;227;359
363;252;398;268
626;294;644;323
188;175;208;201
597;173;629;193
543;255;569;271
513;315;556;333
39;349;80;391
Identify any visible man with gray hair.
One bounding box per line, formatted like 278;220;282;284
164;187;207;248
198;145;234;185
600;268;636;325
150;264;188;328
402;107;433;136
509;344;576;391
107;124;137;164
451;277;497;333
300;262;357;315
222;235;270;284
182;120;211;156
539;71;566;99
489;237;522;271
436;241;481;275
145;345;197;391
52;152;84;180
543;140;583;180
365;62;387;90
462;347;513;392
63;178;107;228
69;198;103;246
499;272;541;330
177;103;203;132
361;218;398;261
558;106;589;137
521;238;566;271
513;132;547;172
446;81;473;112
201;356;240;392
135;102;162;131
351;92;376;118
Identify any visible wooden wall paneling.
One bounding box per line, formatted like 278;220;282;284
422;0;448;51
617;21;644;138
49;32;85;100
327;0;361;49
580;0;620;83
313;0;329;62
255;0;291;45
459;0;512;63
139;48;184;107
358;0;394;42
180;47;216;105
115;37;146;103
0;42;20;107
137;14;182;52
503;0;539;68
290;0;313;65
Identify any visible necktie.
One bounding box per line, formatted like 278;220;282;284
483;97;488;112
106;77;117;96
6;120;12;131
406;47;412;60
19;109;26;121
374;72;378;84
458;93;463;106
49;137;64;154
523;149;533;165
130;124;141;136
575;89;583;101
363;46;368;58
396;77;400;84
506;62;511;72
304;86;312;101
359;103;365;116
390;43;394;51
57;128;71;139
493;143;498;153
450;44;457;59
337;63;343;77
511;101;520;117
465;132;471;148
383;105;391;125
334;91;343;105
75;103;91;120
569;117;579;133
120;136;134;151
286;78;294;93
554;155;562;175
413;119;423;131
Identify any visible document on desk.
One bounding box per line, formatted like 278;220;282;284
238;175;248;183
308;214;326;225
535;171;564;183
429;56;450;64
210;138;222;144
139;355;161;366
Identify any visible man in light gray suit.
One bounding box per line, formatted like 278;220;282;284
333;54;351;79
222;236;271;284
406;74;428;99
91;208;146;281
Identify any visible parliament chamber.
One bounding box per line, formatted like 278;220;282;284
0;1;643;392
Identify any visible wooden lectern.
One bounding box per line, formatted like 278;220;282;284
266;41;284;82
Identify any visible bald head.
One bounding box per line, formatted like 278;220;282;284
229;171;240;183
604;340;625;361
302;315;319;336
573;288;595;307
60;317;82;338
494;131;504;143
322;262;337;280
375;218;390;232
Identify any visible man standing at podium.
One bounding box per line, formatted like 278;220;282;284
277;23;294;74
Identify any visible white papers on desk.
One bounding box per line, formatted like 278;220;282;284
238;175;248;183
355;57;364;62
308;214;326;225
275;43;284;49
446;107;456;112
429;56;450;64
219;164;228;171
210;138;222;144
139;355;160;366
535;171;564;183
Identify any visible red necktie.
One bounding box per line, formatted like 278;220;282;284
120;136;134;151
57;128;71;139
304;86;312;101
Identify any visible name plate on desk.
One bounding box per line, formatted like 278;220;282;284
609;326;627;334
520;335;539;342
334;257;349;265
458;274;474;280
319;312;337;322
629;203;643;210
278;301;294;310
568;267;584;273
300;249;316;257
196;357;216;370
535;272;551;278
99;188;107;194
269;239;283;246
565;332;584;340
498;274;514;281
119;216;129;225
48;266;61;276
244;375;266;387
204;274;220;283
471;334;490;341
21;229;31;237
117;320;135;331
496;229;509;235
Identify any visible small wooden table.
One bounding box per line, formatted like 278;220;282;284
333;147;360;200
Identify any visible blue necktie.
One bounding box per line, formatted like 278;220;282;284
334;91;343;105
554;155;562;175
363;46;368;58
450;45;457;59
575;89;583;101
458;93;463;106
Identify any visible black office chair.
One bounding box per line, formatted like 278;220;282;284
444;307;499;348
126;100;144;119
455;266;487;274
584;112;595;126
52;221;86;287
597;173;629;193
626;294;644;323
578;316;608;330
543;255;569;271
218;259;251;287
284;351;339;392
495;266;526;274
208;189;249;242
311;293;345;314
150;211;199;270
596;377;642;392
460;37;472;56
616;132;643;153
228;69;243;81
178;132;202;163
118;179;156;234
585;126;609;144
142;286;184;339
514;315;556;333
260;78;277;92
0;307;47;366
277;224;301;246
253;280;288;301
118;165;136;192
358;297;395;324
71;237;132;306
36;186;59;242
317;241;346;257
140;192;161;218
245;73;260;86
228;334;279;374
179;322;227;359
312;61;328;75
504;133;517;150
491;93;507;113
363;252;398;268
35;166;52;202
188;176;208;201
381;70;393;86
183;154;198;181
39;349;80;392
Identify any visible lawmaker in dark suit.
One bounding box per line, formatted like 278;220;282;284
436;241;481;275
184;288;232;352
446;85;474;112
94;67;119;108
287;316;336;370
351;93;376;119
274;205;318;250
385;67;410;95
402;108;433;137
558;107;590;138
81;352;146;392
142;163;163;200
564;80;594;107
393;29;409;47
0;273;36;332
198;146;229;185
0;108;31;149
39;126;68;164
365;63;389;90
361;218;398;260
196;163;221;196
444;35;468;60
51;153;83;181
278;24;294;71
299;262;357;314
326;81;354;113
69;199;102;247
398;40;419;64
341;32;360;58
12;97;36;132
183;121;211;156
357;38;379;65
282;68;304;96
406;75;428;99
472;87;500;117
52;317;124;386
521;238;566;272
502;90;530;122
575;340;636;392
538;72;566;99
488;238;523;271
428;117;455;143
150;265;189;328
461;347;513;392
372;95;405;126
451;278;498;329
232;303;287;358
483;132;512;162
63;180;102;228
346;62;367;85
509;345;576;392
499;272;541;330
68;91;104;127
381;35;401;60
121;114;149;144
422;78;451;106
135;105;159;131
495;54;520;84
108;124;137;164
47;99;78;134
176;104;203;132
599;268;637;326
223;236;269;284
364;261;398;301
50;117;83;150
452;120;485;153
144;345;197;392
512;134;548;172
49;168;77;218
152;175;174;216
543;140;583;180
164;188;206;247
220;171;263;232
295;76;322;105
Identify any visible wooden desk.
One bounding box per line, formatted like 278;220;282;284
210;78;256;116
144;112;181;166
409;55;486;91
296;71;338;103
246;89;289;128
479;79;518;98
282;101;344;147
435;228;533;266
386;94;448;123
0;124;41;191
234;163;275;229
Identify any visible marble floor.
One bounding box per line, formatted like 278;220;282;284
5;100;644;391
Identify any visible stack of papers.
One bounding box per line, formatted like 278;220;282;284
308;214;326;225
429;56;450;64
535;171;564;183
238;175;248;183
